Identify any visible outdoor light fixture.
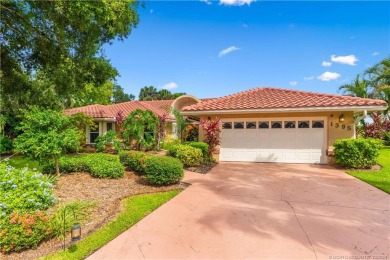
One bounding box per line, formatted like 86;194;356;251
63;206;81;250
339;114;345;123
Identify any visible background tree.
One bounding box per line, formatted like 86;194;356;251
0;0;140;134
138;86;186;101
14;108;80;176
139;86;158;101
112;84;135;103
338;74;372;98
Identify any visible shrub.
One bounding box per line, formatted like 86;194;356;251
333;138;383;169
187;142;209;159
161;136;181;151
144;156;183;185
119;151;150;174
167;144;185;158
0;135;13;155
95;130;122;153
42;153;125;178
176;145;202;167
89;160;124;178
0;211;52;253
0;162;56;216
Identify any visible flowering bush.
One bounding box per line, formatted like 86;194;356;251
0;211;52;252
0;161;56;216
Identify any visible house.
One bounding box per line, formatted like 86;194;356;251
181;87;387;164
64;95;200;143
66;87;387;165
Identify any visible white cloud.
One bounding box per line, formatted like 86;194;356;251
322;61;332;67
218;46;240;57
241;23;248;28
161;82;178;90
220;0;254;6
150;9;154;13
331;55;358;66
289;81;298;86
200;0;212;5
304;76;314;81
317;72;341;81
372;51;380;56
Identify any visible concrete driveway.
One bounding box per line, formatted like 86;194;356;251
88;163;389;259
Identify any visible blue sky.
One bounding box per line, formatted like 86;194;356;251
103;1;390;99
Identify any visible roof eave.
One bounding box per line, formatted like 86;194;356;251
180;105;388;115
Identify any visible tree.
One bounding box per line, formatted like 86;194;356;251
0;0;140;129
138;86;186;101
139;86;158;101
112;84;135;103
338;74;372;98
14;108;80;176
365;57;390;115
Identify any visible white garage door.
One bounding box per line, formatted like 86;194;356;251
220;118;327;164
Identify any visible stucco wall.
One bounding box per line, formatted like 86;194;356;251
197;111;355;162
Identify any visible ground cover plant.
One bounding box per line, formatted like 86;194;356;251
346;147;390;193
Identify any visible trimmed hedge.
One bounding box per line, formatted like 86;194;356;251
119;151;150;174
187;142;209;159
42;153;124;178
176;145;202;167
333;138;383;169
144;156;184;185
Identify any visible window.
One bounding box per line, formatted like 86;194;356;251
298;121;309;128
246;122;256;129
271;121;282;129
284;121;295;128
234;122;244;129
107;123;113;131
222;122;232;129
89;123;99;143
258;121;269;129
312;121;324;128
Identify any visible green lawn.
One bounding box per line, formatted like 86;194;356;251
346;147;390;193
41;190;181;260
3;155;42;170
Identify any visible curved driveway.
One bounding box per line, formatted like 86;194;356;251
89;163;389;259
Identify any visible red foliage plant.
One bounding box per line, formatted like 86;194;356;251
115;110;125;133
199;117;221;158
359;112;390;139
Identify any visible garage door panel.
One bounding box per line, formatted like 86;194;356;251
220;118;326;164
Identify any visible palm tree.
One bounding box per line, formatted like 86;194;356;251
338;74;372;98
365;57;390;116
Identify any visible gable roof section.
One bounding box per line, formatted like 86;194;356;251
181;87;387;113
64;100;175;120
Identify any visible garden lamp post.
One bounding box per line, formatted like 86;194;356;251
63;205;81;250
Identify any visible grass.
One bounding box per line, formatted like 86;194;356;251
2;155;42;170
346;147;390;193
41;190;181;260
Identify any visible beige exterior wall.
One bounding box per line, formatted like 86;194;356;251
197;111;355;162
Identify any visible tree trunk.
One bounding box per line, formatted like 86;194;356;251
55;157;60;177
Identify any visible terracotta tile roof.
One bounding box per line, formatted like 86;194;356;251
182;87;388;112
65;100;175;120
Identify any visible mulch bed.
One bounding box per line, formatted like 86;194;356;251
186;163;217;174
3;171;187;260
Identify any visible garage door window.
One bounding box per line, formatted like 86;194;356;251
312;121;324;128
246;122;256;129
298;121;310;128
234;122;244;129
222;122;232;129
271;121;282;129
284;121;295;128
258;121;269;129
